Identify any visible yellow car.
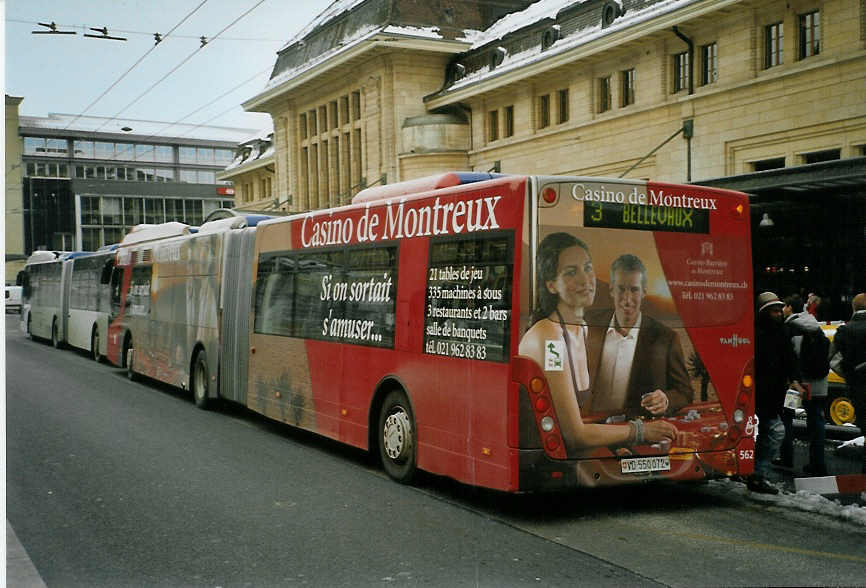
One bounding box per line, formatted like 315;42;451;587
821;322;856;426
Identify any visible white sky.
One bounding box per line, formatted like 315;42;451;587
4;0;333;132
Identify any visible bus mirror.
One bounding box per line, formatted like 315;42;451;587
19;273;31;298
101;260;115;284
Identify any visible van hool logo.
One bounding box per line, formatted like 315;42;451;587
720;333;751;348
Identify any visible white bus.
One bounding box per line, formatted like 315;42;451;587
20;251;67;347
65;249;116;360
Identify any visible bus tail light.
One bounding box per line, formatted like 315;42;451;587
513;359;567;460
731;202;746;219
730;359;754;438
520;368;566;459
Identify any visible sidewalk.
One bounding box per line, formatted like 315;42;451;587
767;435;865;503
6;520;47;588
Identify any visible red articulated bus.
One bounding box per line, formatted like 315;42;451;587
107;173;756;492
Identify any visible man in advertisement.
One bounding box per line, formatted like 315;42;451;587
585;254;693;417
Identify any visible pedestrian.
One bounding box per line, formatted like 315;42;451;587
750;291;804;494
832;292;866;474
781;294;829;476
805;293;820;317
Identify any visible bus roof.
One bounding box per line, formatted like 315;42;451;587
352;172;506;204
120;222;191;246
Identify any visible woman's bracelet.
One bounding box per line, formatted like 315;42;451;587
629;419;644;445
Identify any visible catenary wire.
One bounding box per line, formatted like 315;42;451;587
91;0;268;134
61;1;210;131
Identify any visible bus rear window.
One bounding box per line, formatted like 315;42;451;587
424;232;513;362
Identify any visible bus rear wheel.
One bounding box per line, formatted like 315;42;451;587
91;328;102;362
124;337;136;381
378;389;416;484
51;319;61;349
192;351;210;410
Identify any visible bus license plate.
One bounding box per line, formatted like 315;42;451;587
620;456;670;474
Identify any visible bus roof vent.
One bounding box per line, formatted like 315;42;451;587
25;250;62;264
352;172;505;204
197;216;248;234
120;222;190;246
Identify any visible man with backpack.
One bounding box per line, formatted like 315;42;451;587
781;294;830;476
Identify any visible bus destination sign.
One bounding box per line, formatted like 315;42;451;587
584;202;709;233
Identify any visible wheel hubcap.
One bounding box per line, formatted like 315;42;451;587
830;398;855;425
383;408;412;461
195;363;206;399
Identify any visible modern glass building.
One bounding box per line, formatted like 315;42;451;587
13;107;255;254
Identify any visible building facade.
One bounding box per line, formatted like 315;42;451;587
5;98;254;282
240;0;865;316
216;125;278;211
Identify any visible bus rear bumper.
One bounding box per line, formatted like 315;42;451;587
517;441;754;491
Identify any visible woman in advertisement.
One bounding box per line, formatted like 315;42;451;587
518;232;678;455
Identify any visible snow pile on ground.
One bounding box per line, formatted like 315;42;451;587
708;478;866;527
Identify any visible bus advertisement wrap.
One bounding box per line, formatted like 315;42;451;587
88;174;754;492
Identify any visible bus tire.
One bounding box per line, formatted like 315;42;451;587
378;389;417;484
192;351;210;410
124;336;136;381
51;319;62;349
91;328;102;362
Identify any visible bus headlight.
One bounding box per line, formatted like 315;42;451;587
733;409;745;423
540;416;555;432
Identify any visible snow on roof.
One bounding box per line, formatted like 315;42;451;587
18;112;256;144
278;0;369;52
445;0;694;94
265;22;380;91
264;22;480;93
470;0;580;48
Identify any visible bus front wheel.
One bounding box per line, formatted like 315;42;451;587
378;389;417;484
91;328;102;362
192;351;210;410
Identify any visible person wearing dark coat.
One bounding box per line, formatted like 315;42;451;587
751;291;803;494
833;292;866;474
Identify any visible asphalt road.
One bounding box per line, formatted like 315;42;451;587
6;316;866;586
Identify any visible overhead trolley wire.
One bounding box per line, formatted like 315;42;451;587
7;17;284;43
91;0;268;135
61;1;210;131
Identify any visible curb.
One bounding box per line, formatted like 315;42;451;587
793;473;866;495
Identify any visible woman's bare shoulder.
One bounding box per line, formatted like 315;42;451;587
519;318;559;355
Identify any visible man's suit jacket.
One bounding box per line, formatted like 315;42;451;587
585;308;693;416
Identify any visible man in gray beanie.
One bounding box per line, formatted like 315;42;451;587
750;292;804;494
